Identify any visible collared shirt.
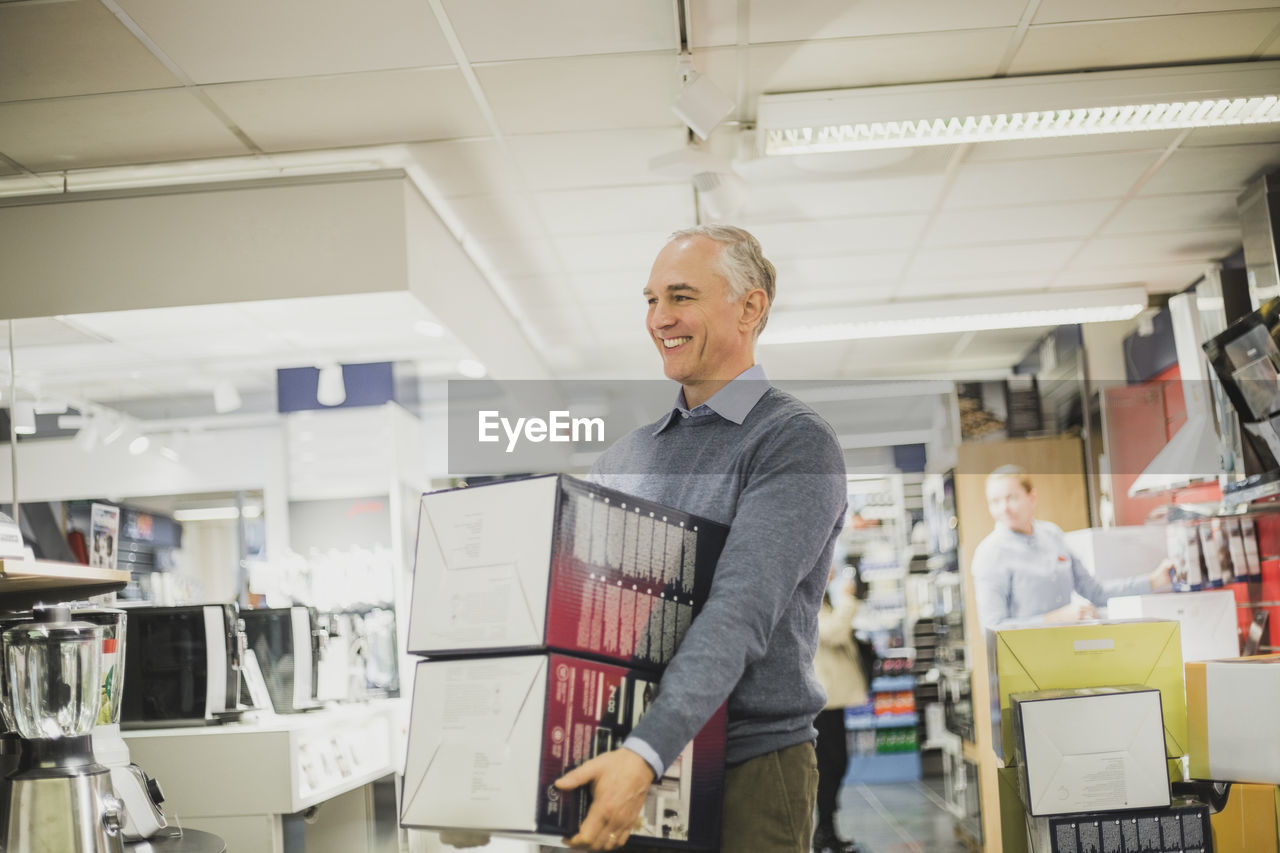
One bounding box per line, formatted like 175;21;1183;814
651;364;771;435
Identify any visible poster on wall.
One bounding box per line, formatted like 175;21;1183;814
89;503;120;570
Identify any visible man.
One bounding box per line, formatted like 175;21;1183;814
554;225;848;853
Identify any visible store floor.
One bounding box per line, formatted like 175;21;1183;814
833;778;968;853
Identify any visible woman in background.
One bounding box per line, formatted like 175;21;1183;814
973;464;1172;629
812;565;867;853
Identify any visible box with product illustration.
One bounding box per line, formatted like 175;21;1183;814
1107;589;1240;663
1186;654;1280;785
1025;800;1213;853
990;620;1187;763
400;653;726;849
407;474;727;669
1209;782;1280;853
1011;686;1171;817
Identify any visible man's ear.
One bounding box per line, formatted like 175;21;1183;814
740;289;767;333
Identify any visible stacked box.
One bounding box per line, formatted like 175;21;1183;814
1186;654;1280;785
1106;590;1240;663
401;475;730;848
1025;801;1213;853
1209;783;1280;853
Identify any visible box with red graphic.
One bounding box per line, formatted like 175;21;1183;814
407;475;726;670
400;653;726;849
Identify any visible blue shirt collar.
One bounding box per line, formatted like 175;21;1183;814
652;364;770;434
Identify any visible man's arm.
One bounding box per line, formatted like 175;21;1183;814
972;541;1014;629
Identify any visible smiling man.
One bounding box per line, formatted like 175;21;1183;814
553;226;848;853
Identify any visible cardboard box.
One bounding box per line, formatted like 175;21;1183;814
407;475;727;668
1107;590;1240;663
1025;800;1212;853
400;654;726;848
1209;782;1280;853
1012;686;1171;816
991;620;1187;762
1187;654;1280;785
1063;525;1167;584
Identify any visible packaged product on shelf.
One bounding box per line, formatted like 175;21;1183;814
1106;589;1240;663
1186;653;1280;785
1200;523;1228;586
1024;800;1211;853
1011;686;1170;817
990;620;1187;763
407;475;727;668
400;653;726;849
1241;517;1263;578
1208;782;1280;853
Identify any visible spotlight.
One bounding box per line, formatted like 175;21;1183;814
456;360;487;379
128;435;150;455
213;380;243;414
316;363;347;406
671;55;735;140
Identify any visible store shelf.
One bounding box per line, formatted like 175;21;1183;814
871;674;917;692
0;559;131;609
846;712;919;731
843;751;922;784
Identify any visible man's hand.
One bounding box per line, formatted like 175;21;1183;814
555;748;655;851
1044;601;1098;623
1150;558;1175;592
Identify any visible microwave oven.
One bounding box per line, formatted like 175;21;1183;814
240;606;323;714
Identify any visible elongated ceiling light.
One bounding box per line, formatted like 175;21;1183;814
758;287;1147;345
757;61;1280;156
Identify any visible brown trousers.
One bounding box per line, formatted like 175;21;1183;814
623;741;818;853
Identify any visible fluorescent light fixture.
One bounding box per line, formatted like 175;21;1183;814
101;421;125;446
12;401;35;435
173;505;263;523
759;287;1147;345
159;446;181;463
756;61;1280;155
128;435;151;455
213;380;242;414
316;363;347;406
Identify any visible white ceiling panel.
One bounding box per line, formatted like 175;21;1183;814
926;201;1116;246
568;271;650;306
1033;1;1280;25
476;53;681;135
478;238;566;279
965;132;1181;163
553;231;676;275
749;214;931;256
11;317;107;348
1071;229;1241;268
1007;11;1280;75
507;127;690;191
114;0;456;83
405;140;515;198
1054;262;1211;292
0;0;180;102
774;253;912;286
738;173;946;221
534;184;693;236
1100;192;1242;235
944;152;1161;208
776;281;902;308
442;0;675;62
445;194;547;242
747;0;1026;42
1138;143;1280;195
896;271;1057;299
0;90;249;171
689;0;742;48
1182;125;1280;148
205;68;491;152
699;29;1010;109
907;241;1082;279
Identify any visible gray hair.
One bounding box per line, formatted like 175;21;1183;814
668;224;776;336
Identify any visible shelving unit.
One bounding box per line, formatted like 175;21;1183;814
0;558;131;610
844;660;922;784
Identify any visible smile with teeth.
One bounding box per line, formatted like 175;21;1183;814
661;336;692;349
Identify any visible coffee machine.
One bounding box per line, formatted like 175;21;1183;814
0;603;124;853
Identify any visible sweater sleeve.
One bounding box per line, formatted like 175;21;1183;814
971;536;1014;629
622;414;847;770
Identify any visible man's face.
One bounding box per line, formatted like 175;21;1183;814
642;236;756;387
985;476;1036;533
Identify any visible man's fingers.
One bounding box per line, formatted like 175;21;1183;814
555;756;599;791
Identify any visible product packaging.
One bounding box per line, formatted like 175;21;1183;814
1024;800;1212;853
1240;517;1263;578
1107;590;1240;663
1209;782;1280;853
1186;654;1280;785
407;475;726;668
1012;686;1170;817
400;653;726;848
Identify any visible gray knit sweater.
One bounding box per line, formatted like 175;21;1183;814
590;386;847;769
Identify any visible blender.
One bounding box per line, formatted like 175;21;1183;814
1;603;124;853
80;607;167;841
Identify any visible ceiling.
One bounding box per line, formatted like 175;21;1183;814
1;0;1279;431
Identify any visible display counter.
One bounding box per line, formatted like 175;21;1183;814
124;699;407;853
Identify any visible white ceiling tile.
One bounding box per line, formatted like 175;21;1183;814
1008;11;1280;75
446;194;547;242
205;68;491;152
1054;263;1210;293
476;53;681;135
114;0;455;83
747;0;1026;42
1138;143;1280;195
779;282;899;308
1071;230;1241;268
750;215;930;256
907;241;1082;279
442;0;675;62
690;0;741;47
534;184;694;236
1033;1;1280;25
926;201;1116;247
1182;125;1280;148
1100;192;1242;235
0;0;181;102
479;238;566;278
896;272;1057;300
0;90;249;171
774;253;911;286
698;30;1010;118
944;152;1160;208
965;132;1181;162
738;173;946;222
554;231;673;274
508;128;691;191
404;140;515;198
